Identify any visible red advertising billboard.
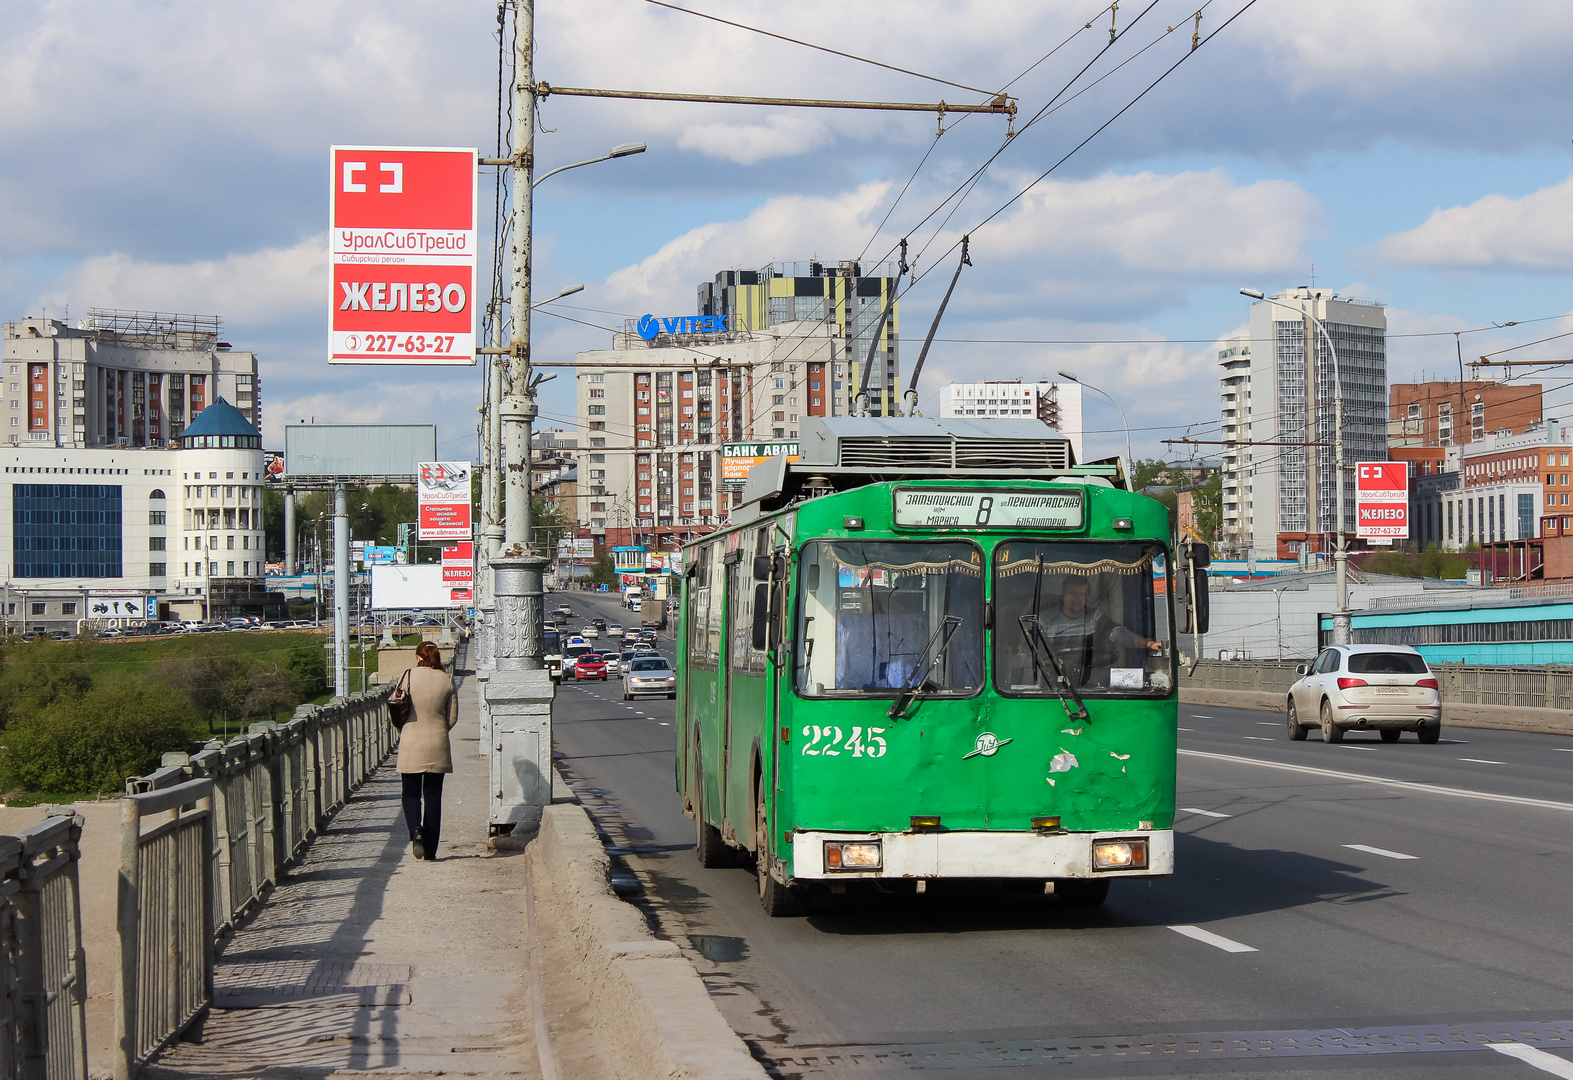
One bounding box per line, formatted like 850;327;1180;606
417;462;472;541
1356;461;1409;539
329;146;477;365
442;541;473;586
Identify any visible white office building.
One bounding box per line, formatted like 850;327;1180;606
2;398;269;631
936;380;1084;460
1226;289;1388;561
4;311;260;449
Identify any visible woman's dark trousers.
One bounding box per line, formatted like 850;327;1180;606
401;772;445;855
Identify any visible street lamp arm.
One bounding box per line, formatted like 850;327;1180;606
1057;370;1133;468
533;144;646;188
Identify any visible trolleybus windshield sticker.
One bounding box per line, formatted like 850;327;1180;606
892;488;1085;529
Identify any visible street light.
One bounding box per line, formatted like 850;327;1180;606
1057;370;1133;467
1241;287;1351;645
533;143;647;188
532;283;584;310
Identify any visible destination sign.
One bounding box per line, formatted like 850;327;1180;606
892;488;1085;529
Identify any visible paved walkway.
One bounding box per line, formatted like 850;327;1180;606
144;647;540;1080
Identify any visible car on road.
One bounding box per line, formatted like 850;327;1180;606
562;642;595;676
622;656;676;699
573;654;608;681
1286;644;1441;744
581;625;599;639
554;605;573;618
615;648;638;674
606;623;624;639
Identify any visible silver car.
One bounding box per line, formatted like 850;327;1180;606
1286;644;1441;744
622;656;676;700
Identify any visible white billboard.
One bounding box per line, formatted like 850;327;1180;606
371;564;466;609
417;461;472;541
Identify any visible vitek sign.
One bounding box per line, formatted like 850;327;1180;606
637;314;732;339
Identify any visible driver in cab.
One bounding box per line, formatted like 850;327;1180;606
1036;575;1162;686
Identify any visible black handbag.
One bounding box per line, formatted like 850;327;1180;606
388;670;414;729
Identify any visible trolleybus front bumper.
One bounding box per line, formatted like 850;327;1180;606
789;828;1173;881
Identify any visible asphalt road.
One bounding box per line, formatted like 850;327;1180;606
549;590;1573;1080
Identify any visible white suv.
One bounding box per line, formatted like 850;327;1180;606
1287;644;1441;744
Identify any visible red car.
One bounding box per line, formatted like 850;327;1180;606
573;655;608;681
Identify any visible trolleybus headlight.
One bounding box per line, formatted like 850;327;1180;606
824;841;882;871
1092;839;1148;871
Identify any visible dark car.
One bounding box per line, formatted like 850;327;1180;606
591;618;607;630
573;654;608;681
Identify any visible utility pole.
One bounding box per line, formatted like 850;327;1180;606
502;0;536;556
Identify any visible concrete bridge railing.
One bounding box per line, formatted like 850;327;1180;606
0;810;89;1080
113;688;394;1078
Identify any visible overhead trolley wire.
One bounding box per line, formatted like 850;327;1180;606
641;0;1001;97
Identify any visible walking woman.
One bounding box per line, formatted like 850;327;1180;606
398;641;458;860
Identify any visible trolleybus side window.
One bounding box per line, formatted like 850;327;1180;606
706;540;725;662
993;541;1171;697
689;543;715;668
794;540;983;697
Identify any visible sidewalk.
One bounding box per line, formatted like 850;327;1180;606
144;646;540;1079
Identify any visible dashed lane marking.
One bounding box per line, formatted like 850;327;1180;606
1344;843;1418;861
1257;721;1279;726
1243;736;1273;741
1177;727;1194;731
1190;714;1214;719
1489;1042;1573;1078
1180;808;1232;818
1460;758;1508;765
1340;745;1377;751
1178;748;1573;814
1168;925;1257;953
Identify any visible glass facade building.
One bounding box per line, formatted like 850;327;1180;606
12;483;122;577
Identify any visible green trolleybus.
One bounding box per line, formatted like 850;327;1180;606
676;416;1209;915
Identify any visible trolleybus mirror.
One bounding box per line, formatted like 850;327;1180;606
752;582;771;650
1191;563;1210;634
753;554;773;581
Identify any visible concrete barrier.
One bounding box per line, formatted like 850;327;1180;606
531;796;768;1080
1179;686;1573;736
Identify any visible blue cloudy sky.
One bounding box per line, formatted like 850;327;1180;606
5;0;1573;462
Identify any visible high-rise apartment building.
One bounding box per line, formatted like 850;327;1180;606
3;311;260;449
574;320;836;545
1223;289;1388;560
936;380;1085;460
697;261;900;416
1216;337;1253;557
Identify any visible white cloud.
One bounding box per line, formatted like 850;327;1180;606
41;236;327;328
676;115;833;166
1378;176;1573;272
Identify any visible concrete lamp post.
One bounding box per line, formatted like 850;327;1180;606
1241;287;1350;646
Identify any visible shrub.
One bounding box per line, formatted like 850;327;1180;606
0;683;200;795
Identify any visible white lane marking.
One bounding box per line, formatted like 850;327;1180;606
1555;748;1573;753
659;722;669;726
1177;727;1194;732
1256;722;1279;726
1168;925;1257;953
1178;748;1573;814
1180;807;1232;818
1460;757;1508;765
1489;1042;1573;1078
1340;745;1377;752
1343;843;1418;861
1190;714;1214;719
1243;736;1273;741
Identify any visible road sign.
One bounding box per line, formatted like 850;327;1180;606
329;145;477;366
1356;461;1409;539
417;462;472;540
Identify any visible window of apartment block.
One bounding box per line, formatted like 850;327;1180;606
589;373;605;383
31;603;45;616
150;510;166;525
590;422;605;431
591;437;606;447
150;563;166;577
588;389;605;399
61;602;77;615
588;405;605;415
226;561;235;575
150;537;166;551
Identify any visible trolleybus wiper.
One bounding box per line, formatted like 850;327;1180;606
1023;554;1090;722
887;615;963;719
1018;616;1090;722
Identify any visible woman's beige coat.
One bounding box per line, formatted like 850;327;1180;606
395;666;459;773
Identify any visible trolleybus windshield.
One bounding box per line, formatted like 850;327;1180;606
994;540;1171;698
795;540;983;697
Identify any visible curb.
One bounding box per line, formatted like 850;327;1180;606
1180;687;1573;736
530;795;769;1080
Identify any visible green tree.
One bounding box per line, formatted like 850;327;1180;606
0;682;200;795
1191;473;1223;543
589;554;616;586
0;637;95;731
